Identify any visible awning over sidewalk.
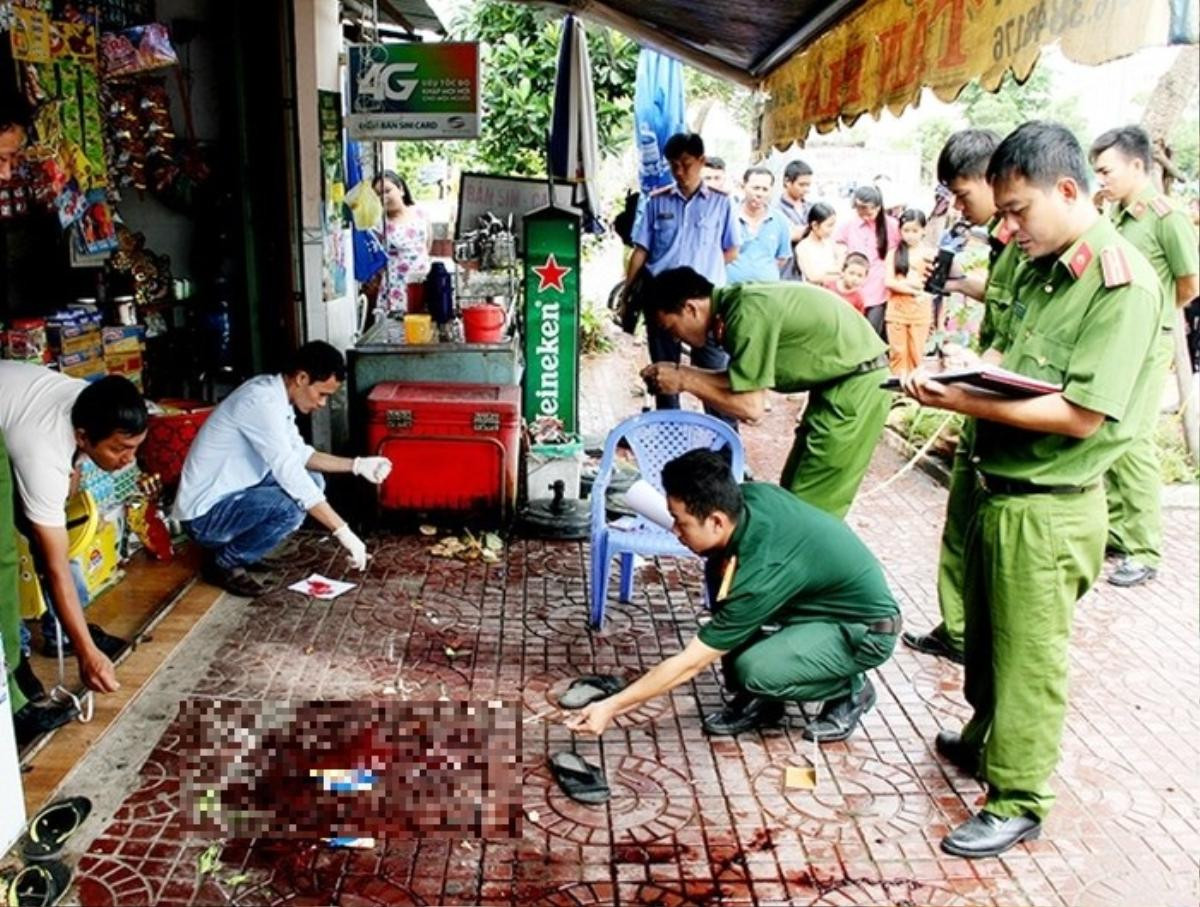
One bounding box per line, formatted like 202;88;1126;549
518;0;1192;151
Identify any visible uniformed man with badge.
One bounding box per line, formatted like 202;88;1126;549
903;122;1161;858
622;132;739;422
563;449;900;740
903;129;1027;665
1090;125;1200;587
639;268;891;518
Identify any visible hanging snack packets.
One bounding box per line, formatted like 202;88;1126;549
101;23;178;79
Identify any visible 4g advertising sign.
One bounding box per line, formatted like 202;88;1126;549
347;42;479;140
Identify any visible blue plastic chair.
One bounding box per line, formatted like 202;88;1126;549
589;411;745;628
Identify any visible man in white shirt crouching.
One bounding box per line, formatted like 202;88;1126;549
174;341;391;597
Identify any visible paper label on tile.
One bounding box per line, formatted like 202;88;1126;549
289;574;357;600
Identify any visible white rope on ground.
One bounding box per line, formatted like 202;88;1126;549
853;408;957;504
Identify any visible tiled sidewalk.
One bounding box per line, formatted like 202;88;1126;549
51;338;1200;906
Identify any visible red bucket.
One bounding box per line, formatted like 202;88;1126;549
462;304;506;343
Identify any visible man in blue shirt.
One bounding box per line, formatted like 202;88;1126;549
623;132;739;417
175;342;393;597
777;159;814;281
727;167;792;284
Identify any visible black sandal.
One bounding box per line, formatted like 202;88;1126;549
20;796;92;862
548;751;610;804
557;675;626;710
2;861;72;907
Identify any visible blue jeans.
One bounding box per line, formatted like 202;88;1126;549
184;473;323;569
646;322;739;431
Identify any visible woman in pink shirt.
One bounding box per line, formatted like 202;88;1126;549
834;185;900;338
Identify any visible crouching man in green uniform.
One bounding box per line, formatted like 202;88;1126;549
564;449;901;741
640;268;890;518
903;122;1161;859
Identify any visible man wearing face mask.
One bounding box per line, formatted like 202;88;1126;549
1;367;148;741
175;341;391;597
564;449;899;741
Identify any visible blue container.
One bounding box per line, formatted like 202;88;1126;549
424;262;454;325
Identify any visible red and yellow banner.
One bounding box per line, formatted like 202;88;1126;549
759;0;1181;151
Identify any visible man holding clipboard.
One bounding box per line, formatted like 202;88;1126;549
900;122;1162;858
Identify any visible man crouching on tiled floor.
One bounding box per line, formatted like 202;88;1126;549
565;448;901;742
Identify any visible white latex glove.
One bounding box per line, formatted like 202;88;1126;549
333;524;369;570
352;456;393;484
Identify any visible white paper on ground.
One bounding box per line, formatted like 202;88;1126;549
289;574;357;600
623;479;674;530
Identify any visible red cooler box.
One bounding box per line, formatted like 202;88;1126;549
365;382;521;515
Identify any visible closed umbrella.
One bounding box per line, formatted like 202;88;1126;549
549;14;602;233
633;48;687;196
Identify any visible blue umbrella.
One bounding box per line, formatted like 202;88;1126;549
633;48;687;196
549;14;602;233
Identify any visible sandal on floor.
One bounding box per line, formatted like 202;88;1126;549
20;796;92;862
557;675;626;710
548;751;610;804
2;861;72;907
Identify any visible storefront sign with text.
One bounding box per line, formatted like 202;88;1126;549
347;42;479;140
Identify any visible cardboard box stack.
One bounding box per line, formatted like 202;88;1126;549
102;326;145;389
47;311;105;380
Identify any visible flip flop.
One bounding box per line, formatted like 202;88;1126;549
20;796;92;862
557;675;626;710
548;751;610;804
2;861;72;907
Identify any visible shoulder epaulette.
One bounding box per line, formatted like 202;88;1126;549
1067;242;1093;279
1149;196;1173;217
1099;246;1133;288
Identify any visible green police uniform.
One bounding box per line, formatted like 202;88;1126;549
714;283;890;517
1105;186;1199;568
1;430;28;715
697;483;899;701
959;217;1160;822
931;223;1025;654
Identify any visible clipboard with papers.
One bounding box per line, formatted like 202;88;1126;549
881;367;1062;399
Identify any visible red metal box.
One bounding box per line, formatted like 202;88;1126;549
365;382;521;515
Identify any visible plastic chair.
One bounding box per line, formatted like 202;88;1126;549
589;411;745;628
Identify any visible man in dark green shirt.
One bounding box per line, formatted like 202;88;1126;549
564;449;900;741
639;268;891;518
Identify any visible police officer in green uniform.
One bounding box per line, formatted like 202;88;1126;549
903;129;1027;664
639;267;891;518
903;122;1161;858
1090;125;1200;587
564;449;900;740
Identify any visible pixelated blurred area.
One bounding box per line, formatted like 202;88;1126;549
179;699;521;840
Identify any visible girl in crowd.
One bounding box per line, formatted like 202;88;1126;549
834;185;899;338
793;202;843;285
373;170;430;312
883;208;935;375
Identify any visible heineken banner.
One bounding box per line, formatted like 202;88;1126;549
523;207;581;435
347;42;480;140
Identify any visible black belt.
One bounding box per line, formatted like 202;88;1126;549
977;473;1098;496
813;354;889;394
867;614;902;635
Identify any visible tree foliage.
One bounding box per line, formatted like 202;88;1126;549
957;67;1086;143
435;2;638;177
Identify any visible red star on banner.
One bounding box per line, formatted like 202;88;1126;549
532;253;571;293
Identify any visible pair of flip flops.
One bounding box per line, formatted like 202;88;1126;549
556;675;625;710
0;797;92;906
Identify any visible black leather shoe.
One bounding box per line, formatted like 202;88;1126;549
901;629;964;664
13;655;47;703
1107;557;1157;587
702;692;785;736
935;730;980;777
13;701;78;747
940;810;1041;858
42;624;127;659
203;562;269;597
802;678;876;742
